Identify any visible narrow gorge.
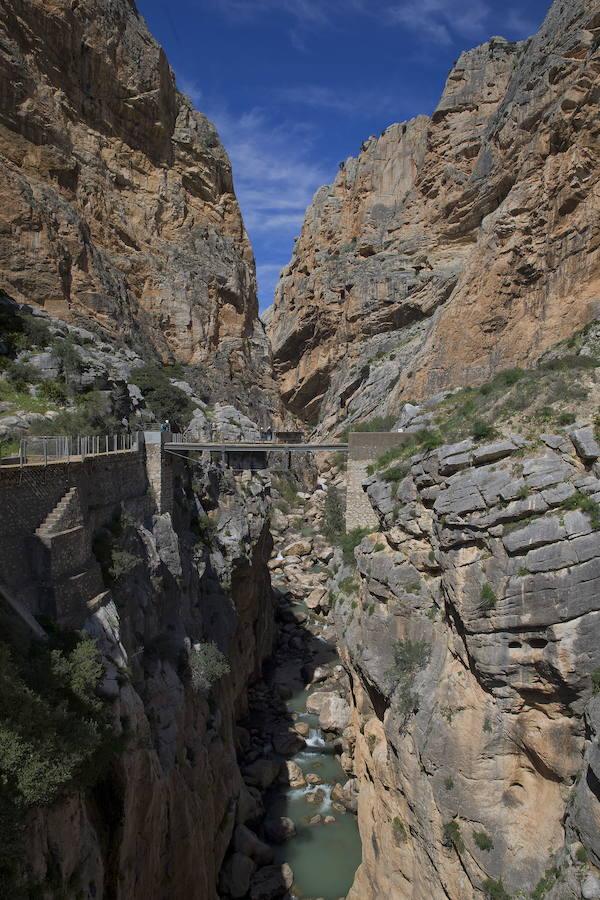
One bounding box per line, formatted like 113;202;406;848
1;0;600;898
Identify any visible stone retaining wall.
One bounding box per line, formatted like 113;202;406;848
345;433;411;531
0;449;149;613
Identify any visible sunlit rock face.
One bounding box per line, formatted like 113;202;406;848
0;0;277;417
268;0;600;434
337;432;600;900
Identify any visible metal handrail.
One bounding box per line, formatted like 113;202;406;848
12;432;141;467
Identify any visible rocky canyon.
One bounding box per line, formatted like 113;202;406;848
1;0;600;898
268;0;600;435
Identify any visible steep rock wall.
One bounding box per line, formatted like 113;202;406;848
336;430;600;899
269;0;600;433
0;0;277;414
11;455;275;899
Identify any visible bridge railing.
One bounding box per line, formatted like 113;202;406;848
2;432;142;467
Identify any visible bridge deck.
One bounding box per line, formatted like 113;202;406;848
164;442;348;453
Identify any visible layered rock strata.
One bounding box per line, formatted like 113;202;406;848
0;0;277;416
336;428;600;899
269;0;600;433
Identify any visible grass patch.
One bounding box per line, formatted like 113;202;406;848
339;576;357;596
342;414;396;440
530;867;558;900
392;817;407;845
561;491;600;530
480;583;498;611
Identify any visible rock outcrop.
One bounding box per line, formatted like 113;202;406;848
0;0;277;417
336;429;600;899
268;0;600;433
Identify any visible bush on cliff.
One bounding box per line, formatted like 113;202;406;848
189;642;230;693
0;619;118;894
131;363;195;427
323;485;345;539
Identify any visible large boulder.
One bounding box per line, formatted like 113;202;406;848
233;825;273;865
249;864;294;900
319;696;351;733
306;690;340;715
263;815;296;844
219;852;256;899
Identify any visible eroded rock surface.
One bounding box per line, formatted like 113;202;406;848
269;0;600;433
0;0;277;416
336;431;600;899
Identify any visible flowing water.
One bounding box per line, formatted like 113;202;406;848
269;690;362;900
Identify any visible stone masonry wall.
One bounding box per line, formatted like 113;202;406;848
0;449;148;613
346;433;411;531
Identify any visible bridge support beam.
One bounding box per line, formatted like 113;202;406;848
144;431;174;514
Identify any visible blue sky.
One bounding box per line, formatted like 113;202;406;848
137;0;552;311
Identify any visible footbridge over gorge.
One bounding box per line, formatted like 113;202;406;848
163;430;410;530
0;429;409;637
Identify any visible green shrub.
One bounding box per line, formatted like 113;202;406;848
131;363;195;427
347;415;396;435
388;638;430;713
108;549;139;581
392;817;407;845
367;734;377;753
323;484;345;540
483;878;511;900
339;576;357;596
189;642;230;693
530;867;558;900
192;513;217;544
6;359;41;392
576;846;588;863
37;380;68;404
0;633;116;807
483;717;492;733
472;419;494;441
591;668;600;694
338;527;373;563
473;830;494;851
443;820;464;853
444;776;454;791
557;411;576;426
374;542;385;552
480;583;498;610
382;463;410;483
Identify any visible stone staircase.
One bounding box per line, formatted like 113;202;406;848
34;487;108;627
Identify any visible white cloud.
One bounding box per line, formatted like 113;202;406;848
207;104;330;235
208;0;369;26
275;84;396;116
178;77;203;106
388;0;490;44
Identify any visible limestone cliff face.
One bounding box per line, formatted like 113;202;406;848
0;0;276;413
269;0;600;433
22;459;275;899
336;431;600;899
